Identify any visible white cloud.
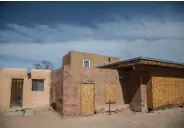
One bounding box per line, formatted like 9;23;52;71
0;20;184;66
1;20;184;43
0;39;184;64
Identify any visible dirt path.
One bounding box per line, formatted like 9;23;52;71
0;107;184;128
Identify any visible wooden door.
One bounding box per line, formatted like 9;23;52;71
10;79;23;107
105;83;116;103
80;83;95;116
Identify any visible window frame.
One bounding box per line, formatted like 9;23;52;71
83;60;90;68
32;79;44;91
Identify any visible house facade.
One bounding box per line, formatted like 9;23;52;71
98;57;184;112
0;68;51;112
1;50;183;117
51;51;127;117
51;51;184;117
62;50;120;68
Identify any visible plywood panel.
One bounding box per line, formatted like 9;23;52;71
152;77;184;108
105;83;116;103
80;83;94;116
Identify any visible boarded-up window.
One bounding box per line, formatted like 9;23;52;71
32;79;44;91
105;83;116;103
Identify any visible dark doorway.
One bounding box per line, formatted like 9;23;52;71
10;79;24;108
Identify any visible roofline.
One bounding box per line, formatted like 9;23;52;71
96;57;141;68
68;50;120;59
96;56;184;68
140;57;184;65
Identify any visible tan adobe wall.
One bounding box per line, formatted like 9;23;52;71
0;68;51;111
26;69;51;109
118;69;151;112
62;52;71;66
61;65;124;117
63;51;120;68
50;67;63;115
118;70;142;111
51;68;62;103
0;68;3;89
0;68;27;111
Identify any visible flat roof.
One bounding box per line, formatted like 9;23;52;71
66;50;120;59
96;56;184;69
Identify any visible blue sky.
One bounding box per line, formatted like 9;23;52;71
0;2;184;69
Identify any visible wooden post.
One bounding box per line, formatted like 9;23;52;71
109;100;111;115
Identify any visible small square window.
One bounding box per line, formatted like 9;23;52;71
102;62;107;65
83;60;90;67
32;79;44;91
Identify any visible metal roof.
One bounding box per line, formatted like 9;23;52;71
96;56;184;68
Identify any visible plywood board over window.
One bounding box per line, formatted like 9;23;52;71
105;83;116;103
80;83;95;116
152;77;184;109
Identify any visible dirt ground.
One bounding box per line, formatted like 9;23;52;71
0;107;184;128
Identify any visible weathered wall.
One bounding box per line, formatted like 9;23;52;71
0;68;27;111
25;69;51;109
118;70;142;111
62;52;71;66
140;73;151;112
50;68;62;104
0;68;51;111
0;69;2;109
118;69;151;112
69;51;120;68
50;67;63;115
62;65;124;117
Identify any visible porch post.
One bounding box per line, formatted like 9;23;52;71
140;74;148;113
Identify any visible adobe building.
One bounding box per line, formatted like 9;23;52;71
51;51;184;117
0;68;51;112
51;51;127;117
98;57;184;112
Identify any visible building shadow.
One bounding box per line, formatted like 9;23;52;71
118;69;150;112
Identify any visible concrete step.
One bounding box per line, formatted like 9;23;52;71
6;107;24;112
4;111;24;116
4;108;34;116
24;109;34;115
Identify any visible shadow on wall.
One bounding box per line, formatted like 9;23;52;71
118;69;139;104
51;103;57;111
50;68;63;116
117;69;150;111
118;69;128;104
